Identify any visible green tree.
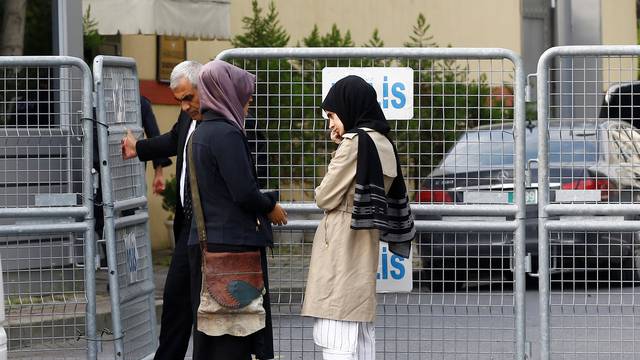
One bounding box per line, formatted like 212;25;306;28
393;13;512;180
232;0;289;47
83;5;103;64
404;13;436;48
363;28;384;47
302;24;354;47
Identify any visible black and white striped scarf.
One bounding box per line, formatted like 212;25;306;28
350;129;415;258
321;75;415;258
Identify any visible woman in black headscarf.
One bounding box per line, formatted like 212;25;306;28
301;75;415;360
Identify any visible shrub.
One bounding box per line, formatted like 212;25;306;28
160;176;177;218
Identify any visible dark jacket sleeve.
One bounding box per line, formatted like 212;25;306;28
140;96;172;168
136;111;181;162
208;129;275;214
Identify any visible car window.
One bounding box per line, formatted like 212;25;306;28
440;130;516;170
439;127;598;170
549;130;598;165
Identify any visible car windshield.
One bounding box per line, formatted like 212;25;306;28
439;127;599;170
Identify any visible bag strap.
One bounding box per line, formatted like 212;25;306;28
187;136;208;253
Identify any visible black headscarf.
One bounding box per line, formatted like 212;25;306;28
321;75;415;258
321;75;391;135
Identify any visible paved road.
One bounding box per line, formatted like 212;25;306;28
7;258;640;359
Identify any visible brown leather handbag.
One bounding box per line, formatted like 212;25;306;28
187;138;266;336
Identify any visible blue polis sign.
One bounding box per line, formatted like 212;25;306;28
322;67;414;120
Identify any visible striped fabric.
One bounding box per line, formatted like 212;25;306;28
351;129;416;258
313;318;376;360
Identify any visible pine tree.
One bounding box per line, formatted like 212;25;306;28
302;24;354;47
232;0;290;47
404;13;436;48
301;25;322;47
364;28;384;47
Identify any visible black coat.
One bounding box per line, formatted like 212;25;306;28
140;96;172;169
187;111;276;247
136;110;192;240
187;111;276;359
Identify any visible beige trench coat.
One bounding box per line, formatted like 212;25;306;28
301;128;397;322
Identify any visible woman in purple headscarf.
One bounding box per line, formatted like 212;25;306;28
185;60;287;360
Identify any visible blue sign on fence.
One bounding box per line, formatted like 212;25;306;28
322;67;414;120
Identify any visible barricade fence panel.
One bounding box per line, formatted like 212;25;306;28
0;57;97;359
0;50;530;359
538;46;640;360
2;232;88;357
219;48;526;360
0;64;86;210
99;62;146;203
93;55;156;360
0;258;5;360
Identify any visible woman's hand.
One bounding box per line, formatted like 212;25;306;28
268;203;288;225
330;130;343;144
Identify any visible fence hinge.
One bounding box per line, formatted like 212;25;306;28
525;74;537;103
525;253;532;273
92;91;98;107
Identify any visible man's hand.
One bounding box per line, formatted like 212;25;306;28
152;167;165;195
121;129;138;159
267;203;288;226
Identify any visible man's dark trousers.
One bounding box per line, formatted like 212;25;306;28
154;224;192;359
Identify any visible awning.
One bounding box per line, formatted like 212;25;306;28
81;0;230;39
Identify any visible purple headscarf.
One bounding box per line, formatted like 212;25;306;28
198;60;256;131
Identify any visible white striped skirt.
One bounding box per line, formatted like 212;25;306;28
313;318;375;360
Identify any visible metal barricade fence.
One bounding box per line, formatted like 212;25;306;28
1;257;6;360
217;48;526;359
537;45;640;360
0;57;97;359
93;56;156;360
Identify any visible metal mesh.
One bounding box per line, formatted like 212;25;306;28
548;232;640;358
269;230;516;359
0;65;85;208
1;232;87;356
228;56;516;198
221;50;523;359
100;66;145;203
539;50;640;359
0;59;95;359
114;222;153;293
93;56;157;360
